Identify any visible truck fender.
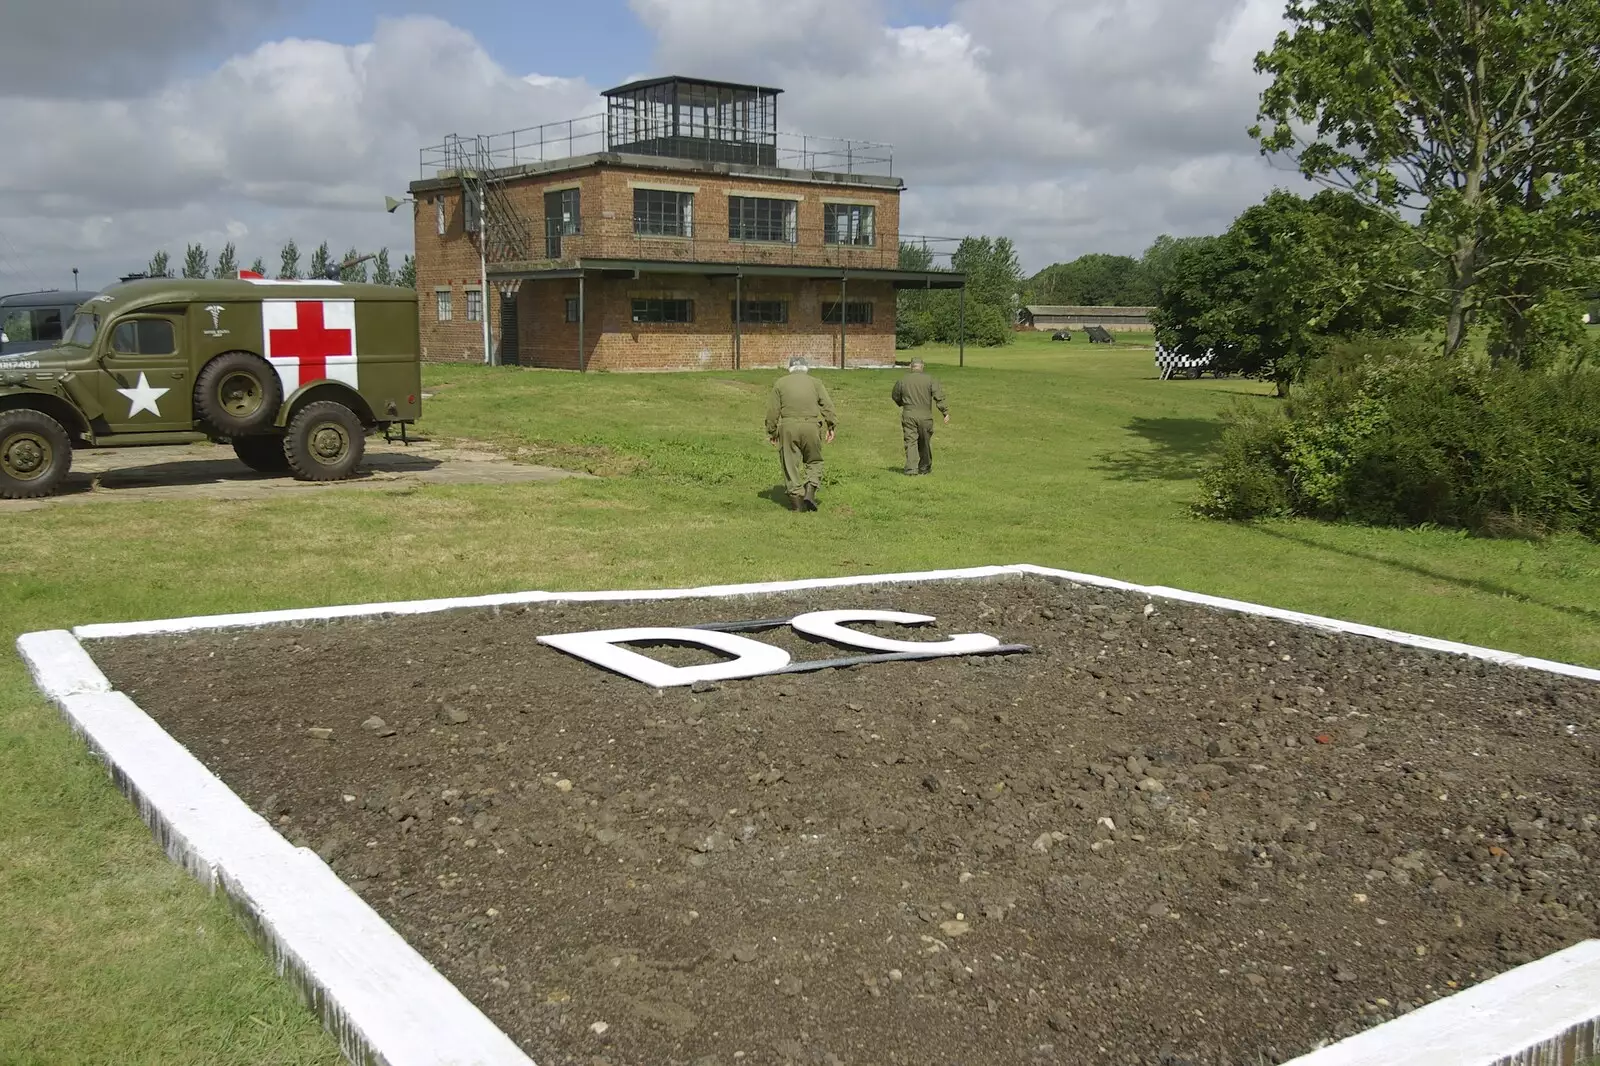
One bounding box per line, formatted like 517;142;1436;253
274;381;376;429
0;389;94;441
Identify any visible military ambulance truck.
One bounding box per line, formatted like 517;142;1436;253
0;275;421;499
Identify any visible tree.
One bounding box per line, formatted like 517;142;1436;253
182;243;209;279
953;236;1023;320
373;248;394;287
1152;190;1419;395
339;245;367;283
1254;0;1600;361
1140;235;1214;306
397;254;416;290
308;242;332;281
248;256;267;276
277;240;301;280
212;242;238;279
147;250;171;278
896;236;1022;348
1027;254;1149;306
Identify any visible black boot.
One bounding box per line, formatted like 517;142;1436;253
802;484;818;511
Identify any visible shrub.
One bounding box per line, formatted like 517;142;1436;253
1199;344;1600;538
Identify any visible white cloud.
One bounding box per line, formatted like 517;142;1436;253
0;1;1297;294
633;0;1300;269
0;16;596;292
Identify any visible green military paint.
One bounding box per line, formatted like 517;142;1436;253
0;277;421;499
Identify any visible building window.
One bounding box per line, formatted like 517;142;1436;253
822;301;873;325
465;288;482;322
631;298;694;323
634;189;694;237
823;203;875;246
546;188;580;257
732;300;788;324
435;289;452;321
728;196;797;243
436;197;446;236
565;296;579;323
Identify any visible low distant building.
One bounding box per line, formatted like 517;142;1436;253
408;75;964;371
1019;305;1153;332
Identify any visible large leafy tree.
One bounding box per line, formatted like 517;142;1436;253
248;256;267;276
397;254;416;290
277;240;301;280
181;243;209;279
146;250;170;278
372;248;394;286
1153;190;1419;395
1027;254;1149;306
212;242;238;279
308;241;332;281
340;245;367;282
1254;0;1600;362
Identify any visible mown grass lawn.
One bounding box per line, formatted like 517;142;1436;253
3;329;1598;1063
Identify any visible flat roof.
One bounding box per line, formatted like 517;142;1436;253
603;75;783;97
487;259;966;289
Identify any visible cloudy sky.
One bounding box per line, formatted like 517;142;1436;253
0;0;1304;294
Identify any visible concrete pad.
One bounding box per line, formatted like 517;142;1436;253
0;439;593;511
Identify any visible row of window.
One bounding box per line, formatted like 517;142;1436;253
437;189;877;247
434;288;482;322
629;299;875;325
431;288;872;327
636;191;874;246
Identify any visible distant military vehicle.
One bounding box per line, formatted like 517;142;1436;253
0;290;84;357
0;274;421;499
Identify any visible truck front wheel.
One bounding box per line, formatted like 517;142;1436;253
284;401;365;482
0;409;72;499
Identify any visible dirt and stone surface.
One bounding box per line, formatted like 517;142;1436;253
88;575;1600;1066
0;437;589;511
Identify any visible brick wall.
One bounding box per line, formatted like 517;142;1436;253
411;160;904;368
411;189;501;364
508;273;895;372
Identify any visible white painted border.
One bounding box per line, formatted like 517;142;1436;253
17;562;1600;1066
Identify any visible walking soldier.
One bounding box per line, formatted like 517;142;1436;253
891;357;949;475
765;356;836;511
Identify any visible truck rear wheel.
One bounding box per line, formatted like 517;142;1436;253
284;401;365;482
232;434;290;473
0;409;72;499
196;352;282;436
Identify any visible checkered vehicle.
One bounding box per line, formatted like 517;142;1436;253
1155;343;1217;380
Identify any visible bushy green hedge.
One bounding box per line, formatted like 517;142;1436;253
1199;344;1600;538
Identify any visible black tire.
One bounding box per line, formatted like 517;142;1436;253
0;408;72;499
195;352;282;436
284;401;365;482
232;434;290;473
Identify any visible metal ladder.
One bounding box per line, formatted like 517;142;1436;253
443;135;534;264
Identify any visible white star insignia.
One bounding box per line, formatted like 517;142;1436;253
117;372;170;418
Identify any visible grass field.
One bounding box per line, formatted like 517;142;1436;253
4;328;1599;1063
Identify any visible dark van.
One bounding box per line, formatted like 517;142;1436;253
0;290;83;356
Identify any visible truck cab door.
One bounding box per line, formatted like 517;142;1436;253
97;315;193;432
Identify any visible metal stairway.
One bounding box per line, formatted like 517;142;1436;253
443;134;534;264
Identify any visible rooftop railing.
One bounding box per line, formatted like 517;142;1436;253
498;221;964;274
420;114;893;180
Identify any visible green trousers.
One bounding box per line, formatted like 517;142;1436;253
902;416;934;474
777;420;824;498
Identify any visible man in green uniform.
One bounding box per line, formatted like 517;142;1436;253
765;356;837;511
891;357;949;475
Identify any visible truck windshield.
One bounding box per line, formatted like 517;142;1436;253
64;311;99;346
